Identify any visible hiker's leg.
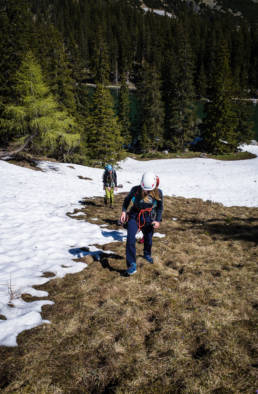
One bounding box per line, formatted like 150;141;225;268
104;188;108;205
126;218;138;267
110;188;114;206
105;187;111;205
143;223;154;257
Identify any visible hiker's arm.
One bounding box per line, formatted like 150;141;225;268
103;172;108;188
152;193;163;229
121;187;136;223
152;221;160;229
122;189;134;212
155;190;164;222
114;171;117;187
120;211;127;223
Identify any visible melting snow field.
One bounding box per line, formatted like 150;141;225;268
0;145;258;346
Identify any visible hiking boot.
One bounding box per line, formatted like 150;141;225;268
104;197;107;205
143;254;153;264
126;263;137;276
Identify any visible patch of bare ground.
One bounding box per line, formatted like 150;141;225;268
0;194;257;393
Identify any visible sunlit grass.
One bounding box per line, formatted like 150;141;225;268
0;194;257;393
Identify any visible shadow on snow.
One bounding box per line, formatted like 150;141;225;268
101;230;126;242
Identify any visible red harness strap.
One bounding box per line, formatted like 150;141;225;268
137;207;153;230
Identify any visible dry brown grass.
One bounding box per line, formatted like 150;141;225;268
0;193;257;393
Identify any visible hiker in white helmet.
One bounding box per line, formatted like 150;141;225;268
120;172;163;276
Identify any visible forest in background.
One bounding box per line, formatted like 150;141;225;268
0;0;258;165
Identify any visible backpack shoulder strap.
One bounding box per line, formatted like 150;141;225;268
135;185;141;197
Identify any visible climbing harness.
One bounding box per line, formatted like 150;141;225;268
137;207;153;230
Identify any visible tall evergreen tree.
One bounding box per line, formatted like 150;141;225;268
205;27;219;99
231;28;245;90
249;26;258;94
86;84;124;164
118;74;131;146
31;24;77;115
0;0;32;146
137;62;164;152
163;25;196;151
197;62;207;98
0;0;32;104
92;30;111;84
0;51;80;159
201;40;238;154
234;100;254;146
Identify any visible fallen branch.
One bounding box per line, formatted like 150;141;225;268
0;134;35;160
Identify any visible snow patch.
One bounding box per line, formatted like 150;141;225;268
0;144;258;345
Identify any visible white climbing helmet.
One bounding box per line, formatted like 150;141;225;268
140;172;157;191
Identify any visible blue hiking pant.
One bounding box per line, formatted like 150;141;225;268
126;216;154;267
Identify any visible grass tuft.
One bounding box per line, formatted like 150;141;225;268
0;193;257;392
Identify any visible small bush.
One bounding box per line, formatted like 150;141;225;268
140;151;165;159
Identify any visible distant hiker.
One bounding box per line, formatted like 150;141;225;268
103;164;117;208
120;172;163;276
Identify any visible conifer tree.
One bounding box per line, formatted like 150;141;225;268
162;52;177;150
163;25;196;151
86;84;124;164
197;62;207;98
234;100;254;146
201;40;238;154
0;51;80;159
118;74;131;146
92;30;111;84
205;27;219;98
0;0;32;146
231;60;254;146
137;62;164;152
249;26;258;94
31;24;77;115
231;29;245;90
0;0;32;102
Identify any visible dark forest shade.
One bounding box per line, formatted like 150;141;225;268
0;0;257;161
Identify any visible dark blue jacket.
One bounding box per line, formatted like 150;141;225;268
122;186;163;222
103;169;117;188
